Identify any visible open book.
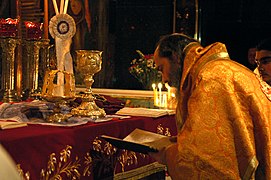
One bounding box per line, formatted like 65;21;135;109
115;107;175;118
101;128;175;154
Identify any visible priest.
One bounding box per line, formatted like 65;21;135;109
149;33;271;179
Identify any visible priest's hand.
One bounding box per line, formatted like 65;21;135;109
148;136;177;165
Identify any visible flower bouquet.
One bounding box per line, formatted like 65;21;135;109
129;50;162;90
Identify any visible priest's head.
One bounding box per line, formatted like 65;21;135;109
154;33;198;89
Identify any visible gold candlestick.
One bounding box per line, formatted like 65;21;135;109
23;39;50;99
0;37;21;102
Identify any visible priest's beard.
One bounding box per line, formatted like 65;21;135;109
168;65;182;99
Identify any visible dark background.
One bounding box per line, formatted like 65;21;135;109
199;0;271;69
1;0;271;90
109;0;271;89
111;0;173;89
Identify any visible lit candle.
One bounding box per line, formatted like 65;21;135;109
158;83;162;106
152;83;157;106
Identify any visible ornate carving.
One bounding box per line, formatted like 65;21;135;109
23;39;50;99
0;37;21;102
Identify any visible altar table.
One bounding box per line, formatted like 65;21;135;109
0;114;177;179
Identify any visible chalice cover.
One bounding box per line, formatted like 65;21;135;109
49;14;76;39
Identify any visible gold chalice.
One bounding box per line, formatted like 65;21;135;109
71;50;106;118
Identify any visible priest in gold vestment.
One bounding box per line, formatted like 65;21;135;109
151;33;271;179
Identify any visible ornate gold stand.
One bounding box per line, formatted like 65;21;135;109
23;39;50;99
71;92;106;119
0;37;21;102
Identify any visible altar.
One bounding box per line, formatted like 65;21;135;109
0;1;178;179
0;111;177;179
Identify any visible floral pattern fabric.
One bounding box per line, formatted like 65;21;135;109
165;43;271;179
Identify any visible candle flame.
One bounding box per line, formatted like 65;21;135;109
152;83;156;89
158;83;162;89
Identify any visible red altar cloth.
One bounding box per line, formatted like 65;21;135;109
0;115;177;179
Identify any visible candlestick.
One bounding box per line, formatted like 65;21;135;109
152;83;158;106
0;38;21;102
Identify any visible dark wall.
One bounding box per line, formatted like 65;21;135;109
111;0;271;89
111;0;173;89
199;0;271;68
3;0;271;90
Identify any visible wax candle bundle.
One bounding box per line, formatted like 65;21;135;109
152;83;177;109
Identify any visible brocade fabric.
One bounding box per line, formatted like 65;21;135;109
166;42;271;179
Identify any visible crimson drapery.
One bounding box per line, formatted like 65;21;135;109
0;115;176;179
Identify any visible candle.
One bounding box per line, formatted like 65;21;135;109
152;83;157;106
52;0;59;15
60;0;64;14
158;83;162;106
63;0;69;14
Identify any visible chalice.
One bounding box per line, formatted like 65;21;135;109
71;50;106;118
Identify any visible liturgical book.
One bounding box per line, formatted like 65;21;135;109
101;128;175;154
115;107;175;118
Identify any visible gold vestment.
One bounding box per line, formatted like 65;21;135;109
166;43;271;179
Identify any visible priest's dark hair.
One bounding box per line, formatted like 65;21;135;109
155;33;198;62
